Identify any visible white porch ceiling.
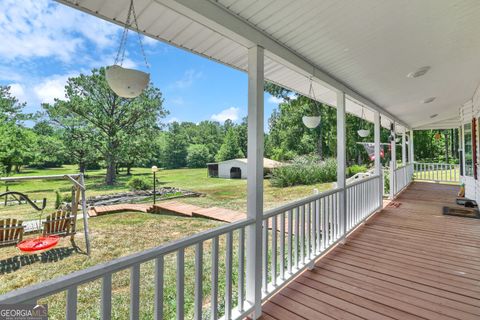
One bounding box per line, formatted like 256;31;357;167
57;0;480;131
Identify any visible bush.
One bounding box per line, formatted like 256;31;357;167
127;177;153;191
271;155;337;187
55;190;62;209
383;170;390;194
347;164;368;178
186;144;211;168
62;192;73;203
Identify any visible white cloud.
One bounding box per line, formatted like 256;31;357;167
172;69;202;89
0;0;119;62
167;117;180;123
33;74;72;104
211;107;240;122
142;35;159;46
8;83;27;103
267;93;297;104
268;96;285;104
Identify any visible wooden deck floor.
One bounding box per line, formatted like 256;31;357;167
261;182;480;320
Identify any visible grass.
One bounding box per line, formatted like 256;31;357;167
0;165;334;319
0;165;333;220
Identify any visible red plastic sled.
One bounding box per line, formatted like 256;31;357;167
17;236;59;252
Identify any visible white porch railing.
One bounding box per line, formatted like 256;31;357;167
390;163;414;198
413;162;460;183
0;176;382;320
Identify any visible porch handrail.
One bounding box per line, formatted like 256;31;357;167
413;162;459;183
0;176;383;319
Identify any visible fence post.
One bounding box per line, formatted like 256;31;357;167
246;45;264;319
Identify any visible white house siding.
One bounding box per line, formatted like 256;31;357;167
460;84;480;202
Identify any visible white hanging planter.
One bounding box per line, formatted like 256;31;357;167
106;65;150;98
302;116;321;129
357;129;370;137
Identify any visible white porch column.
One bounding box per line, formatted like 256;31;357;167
389;123;397;199
402;132;407;165
336;91;347;241
246;45;264;319
374;112;382;207
409;130;414;163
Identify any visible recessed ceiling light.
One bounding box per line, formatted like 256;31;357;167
407;66;431;78
430;113;438;119
423;97;436;104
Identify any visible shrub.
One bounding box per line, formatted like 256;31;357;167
62;192;73;203
55;190;62;209
271;155;337;187
347;164;368;178
127;177;153;191
186;144;211;168
383;170;390;194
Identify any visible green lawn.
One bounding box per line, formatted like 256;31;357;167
0;165;333;220
0;166;334;318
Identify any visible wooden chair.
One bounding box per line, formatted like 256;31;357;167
0;218;24;247
42;210;76;244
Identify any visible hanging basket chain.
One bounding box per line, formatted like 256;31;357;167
131;1;150;70
113;0;149;70
308;77;320;115
114;0;133;66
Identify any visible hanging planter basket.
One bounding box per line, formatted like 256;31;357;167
106;66;150;98
357;107;370;137
106;0;150;99
357;129;370;137
302;116;321;129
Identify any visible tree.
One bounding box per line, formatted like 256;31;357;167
44;68;167;184
163;122;188;168
118;132;154;174
0;86;31;124
186;144;211;168
0;86;35;174
216;128;244;161
0;124;36;174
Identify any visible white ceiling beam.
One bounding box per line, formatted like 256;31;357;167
153;0;410;129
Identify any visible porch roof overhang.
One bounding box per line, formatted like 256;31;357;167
58;0;480;131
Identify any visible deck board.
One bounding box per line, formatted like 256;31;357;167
261;182;480;320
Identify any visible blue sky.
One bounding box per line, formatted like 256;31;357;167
0;0;281;129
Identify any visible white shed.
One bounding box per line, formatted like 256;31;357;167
207;158;283;179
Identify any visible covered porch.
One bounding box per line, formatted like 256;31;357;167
1;1;479;319
262;182;480;320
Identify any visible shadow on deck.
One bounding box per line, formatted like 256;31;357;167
260;182;480;320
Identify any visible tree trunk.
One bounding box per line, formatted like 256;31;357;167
317;124;323;160
127;165;132;175
105;155;116;185
79;163;86;174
